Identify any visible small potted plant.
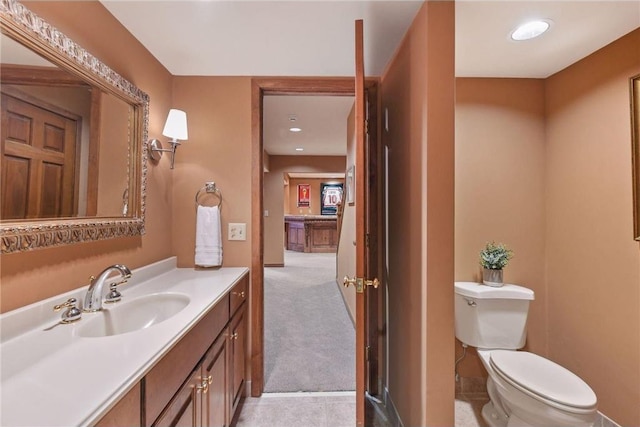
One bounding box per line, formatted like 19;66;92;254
479;241;513;287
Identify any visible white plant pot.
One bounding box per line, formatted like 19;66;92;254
482;268;504;287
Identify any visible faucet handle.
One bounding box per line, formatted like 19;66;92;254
53;298;82;323
104;283;123;304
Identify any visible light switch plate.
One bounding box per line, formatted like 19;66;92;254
228;223;246;241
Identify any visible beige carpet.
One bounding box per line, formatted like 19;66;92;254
263;251;355;392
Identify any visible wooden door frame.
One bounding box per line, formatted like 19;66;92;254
250;77;379;396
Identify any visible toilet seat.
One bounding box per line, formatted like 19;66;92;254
490;350;597;414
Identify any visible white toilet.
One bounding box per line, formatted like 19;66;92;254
454;281;598;427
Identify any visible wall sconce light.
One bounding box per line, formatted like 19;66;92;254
149;109;188;169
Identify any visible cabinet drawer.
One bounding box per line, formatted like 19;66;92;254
229;275;248;317
145;294;229;426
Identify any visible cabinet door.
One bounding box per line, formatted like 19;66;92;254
228;303;246;418
153;368;202;427
202;332;228;427
145;298;229;426
95;382;141;427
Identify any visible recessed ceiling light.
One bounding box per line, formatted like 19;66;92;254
289;127;302;132
511;20;550;41
295;147;304;151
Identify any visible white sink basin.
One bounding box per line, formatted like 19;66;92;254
77;293;190;338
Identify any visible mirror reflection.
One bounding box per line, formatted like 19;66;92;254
1;0;148;253
1;34;133;220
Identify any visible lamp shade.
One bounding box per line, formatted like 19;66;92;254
162;109;188;141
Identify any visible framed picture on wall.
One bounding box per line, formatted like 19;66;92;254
346;165;355;205
320;183;343;215
297;184;310;208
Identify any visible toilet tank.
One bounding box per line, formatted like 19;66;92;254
455;282;535;350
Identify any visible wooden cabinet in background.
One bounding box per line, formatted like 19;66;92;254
284;215;338;253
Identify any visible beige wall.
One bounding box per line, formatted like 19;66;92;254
455;78;547;376
337;103;357;322
544;29;640;426
169;77;253;270
455;29;640;426
381;2;455;425
286;177;345;216
0;2;174;313
263;156;346;266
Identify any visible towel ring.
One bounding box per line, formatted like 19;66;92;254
195;182;222;208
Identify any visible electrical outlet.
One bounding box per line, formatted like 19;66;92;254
228;223;246;241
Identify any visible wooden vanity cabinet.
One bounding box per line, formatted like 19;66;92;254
153;368;202;427
202;332;228;427
228;303;246;419
95;382;142;427
94;272;249;427
146;294;230;426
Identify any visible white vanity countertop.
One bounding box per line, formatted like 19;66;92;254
0;257;249;427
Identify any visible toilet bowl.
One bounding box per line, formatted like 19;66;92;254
477;349;597;427
454;282;598;427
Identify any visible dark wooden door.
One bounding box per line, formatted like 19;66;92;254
353;19;378;427
1;92;78;219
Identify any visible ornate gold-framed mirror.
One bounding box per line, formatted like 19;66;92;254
631;73;640;241
0;0;149;253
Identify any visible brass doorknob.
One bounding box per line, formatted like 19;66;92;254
343;276;380;292
343;276;357;288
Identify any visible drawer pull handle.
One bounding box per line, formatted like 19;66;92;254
207;375;213;385
233;291;245;299
231;332;239;340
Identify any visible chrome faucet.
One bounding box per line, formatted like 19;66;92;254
83;264;132;312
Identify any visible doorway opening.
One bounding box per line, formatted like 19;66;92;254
250;78;383;423
262;94;355;393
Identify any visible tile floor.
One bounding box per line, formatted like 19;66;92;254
455;394;489;427
234;391;489;427
235;392;356;427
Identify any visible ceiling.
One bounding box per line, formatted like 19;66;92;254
100;0;640;156
263;95;354;156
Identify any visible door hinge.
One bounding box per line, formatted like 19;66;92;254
365;119;369;135
366;345;371;362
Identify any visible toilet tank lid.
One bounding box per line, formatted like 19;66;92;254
454;282;534;300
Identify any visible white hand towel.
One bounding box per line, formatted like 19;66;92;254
195;205;223;267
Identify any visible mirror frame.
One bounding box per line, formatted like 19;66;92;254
0;0;149;253
632;73;640;241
